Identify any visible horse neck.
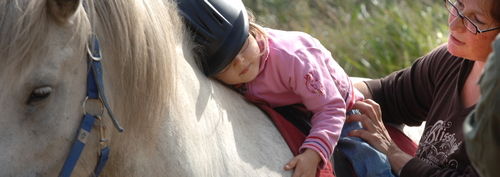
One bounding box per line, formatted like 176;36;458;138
92;0;180;134
79;0;183;175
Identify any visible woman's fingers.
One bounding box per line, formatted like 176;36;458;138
349;114;376;132
347;99;395;155
351;99;381;123
363;99;382;119
348;127;374;141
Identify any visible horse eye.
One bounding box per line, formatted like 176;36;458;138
28;86;53;103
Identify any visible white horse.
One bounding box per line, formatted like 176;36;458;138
0;0;293;176
0;0;425;176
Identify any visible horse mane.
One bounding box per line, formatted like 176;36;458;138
91;0;181;139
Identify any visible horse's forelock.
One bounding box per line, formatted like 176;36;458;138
1;1;47;72
0;0;90;93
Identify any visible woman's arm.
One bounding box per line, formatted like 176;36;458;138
355;45;453;126
354;81;373;99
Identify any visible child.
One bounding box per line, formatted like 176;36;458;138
177;0;394;176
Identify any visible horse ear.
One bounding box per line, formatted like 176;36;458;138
47;0;81;23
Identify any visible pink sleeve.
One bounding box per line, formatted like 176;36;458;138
280;44;353;169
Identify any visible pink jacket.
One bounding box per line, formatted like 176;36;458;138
244;28;364;168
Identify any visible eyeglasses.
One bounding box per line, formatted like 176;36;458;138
444;0;500;35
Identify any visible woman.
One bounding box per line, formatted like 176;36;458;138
352;0;500;176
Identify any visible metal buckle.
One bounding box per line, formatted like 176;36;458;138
87;34;102;61
82;96;104;116
94;115;109;155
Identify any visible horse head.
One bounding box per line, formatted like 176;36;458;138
0;0;91;175
0;0;179;175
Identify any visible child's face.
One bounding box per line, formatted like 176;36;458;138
214;35;261;85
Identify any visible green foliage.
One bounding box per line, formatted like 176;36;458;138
243;0;449;78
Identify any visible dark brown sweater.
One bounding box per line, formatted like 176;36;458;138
365;44;479;177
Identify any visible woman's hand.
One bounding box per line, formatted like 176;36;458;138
347;99;413;174
284;148;320;177
347;99;394;154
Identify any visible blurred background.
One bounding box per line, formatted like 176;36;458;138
242;0;449;78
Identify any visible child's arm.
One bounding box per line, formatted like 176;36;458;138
284;148;321;177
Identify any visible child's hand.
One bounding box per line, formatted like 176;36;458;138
284;148;321;177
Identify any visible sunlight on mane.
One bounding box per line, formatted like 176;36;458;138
90;0;181;136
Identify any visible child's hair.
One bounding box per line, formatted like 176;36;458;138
247;9;269;61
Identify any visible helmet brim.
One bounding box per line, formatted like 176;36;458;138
204;11;249;76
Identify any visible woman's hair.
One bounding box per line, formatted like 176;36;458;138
481;0;500;27
490;0;500;25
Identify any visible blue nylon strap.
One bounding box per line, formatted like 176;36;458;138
90;60;124;132
59;37;104;176
88;63;100;99
59;55;101;176
89;35;124;132
59;113;97;177
59;31;122;177
93;147;110;176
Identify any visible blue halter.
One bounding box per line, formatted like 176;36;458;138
58;34;124;177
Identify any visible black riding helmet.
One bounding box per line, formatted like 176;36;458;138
176;0;249;76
